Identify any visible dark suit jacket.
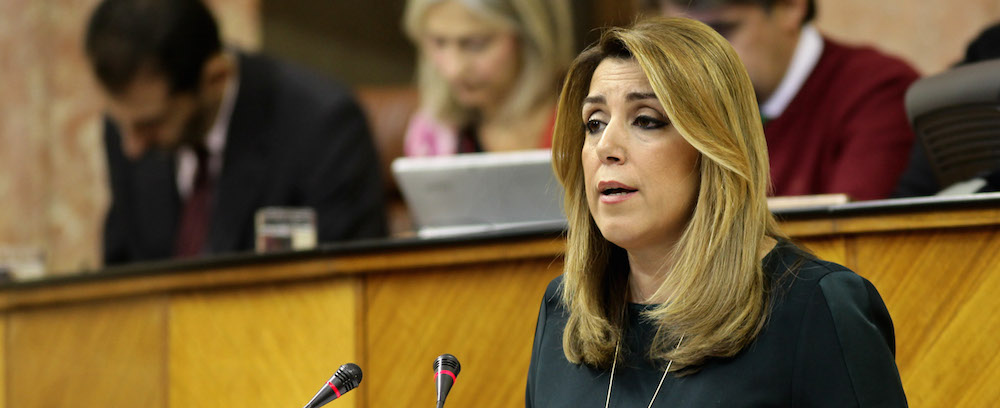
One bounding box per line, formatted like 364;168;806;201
103;53;387;265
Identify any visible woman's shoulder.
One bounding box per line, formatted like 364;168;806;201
767;240;868;291
535;275;572;325
542;275;565;307
766;240;893;336
761;241;903;404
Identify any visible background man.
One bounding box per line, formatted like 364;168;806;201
654;0;919;200
86;0;387;265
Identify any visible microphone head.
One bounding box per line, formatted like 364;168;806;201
433;354;461;377
433;354;461;407
302;363;363;408
334;363;363;391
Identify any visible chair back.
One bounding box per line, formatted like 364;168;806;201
906;59;1000;187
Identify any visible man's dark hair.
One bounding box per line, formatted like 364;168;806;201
645;0;816;25
85;0;222;95
962;22;1000;65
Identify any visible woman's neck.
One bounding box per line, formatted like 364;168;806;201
626;247;676;304
625;236;780;304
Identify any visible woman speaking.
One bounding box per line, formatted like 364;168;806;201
526;18;907;407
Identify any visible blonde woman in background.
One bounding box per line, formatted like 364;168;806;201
526;18;907;406
402;0;573;155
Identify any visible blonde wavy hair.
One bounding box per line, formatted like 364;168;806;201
403;0;574;127
552;17;785;372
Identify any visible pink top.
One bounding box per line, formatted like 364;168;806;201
403;110;555;157
404;110;461;157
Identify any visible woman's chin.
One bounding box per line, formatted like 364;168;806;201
454;94;489;109
597;224;647;251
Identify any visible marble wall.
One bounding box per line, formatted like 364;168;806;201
0;0;998;275
817;0;1000;75
0;0;259;275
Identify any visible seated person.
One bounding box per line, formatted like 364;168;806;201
86;0;387;265
527;17;905;406
402;0;574;155
654;0;919;200
894;21;1000;197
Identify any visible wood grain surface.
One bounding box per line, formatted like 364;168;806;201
851;229;1000;407
6;296;167;407
364;257;563;408
795;235;849;266
0;314;5;408
168;278;362;408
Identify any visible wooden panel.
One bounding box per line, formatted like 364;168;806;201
0;236;564;310
7;296;166;407
852;229;1000;406
366;257;563;408
0;257;338;310
329;236;565;273
778;218;837;237
835;207;1000;235
795;236;849;267
168;278;361;408
0;314;5;408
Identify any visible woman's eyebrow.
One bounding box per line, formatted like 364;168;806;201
583;92;656;105
626;92;657;101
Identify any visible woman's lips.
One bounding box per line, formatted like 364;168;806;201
597;181;638;204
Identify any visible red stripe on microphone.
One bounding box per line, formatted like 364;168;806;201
435;370;457;383
327;381;342;398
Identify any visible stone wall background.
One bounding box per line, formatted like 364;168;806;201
0;0;260;274
817;0;1000;74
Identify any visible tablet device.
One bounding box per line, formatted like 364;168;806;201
392;149;566;238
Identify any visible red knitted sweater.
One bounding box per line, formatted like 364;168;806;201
764;37;919;201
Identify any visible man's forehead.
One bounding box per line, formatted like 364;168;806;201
657;0;762;11
662;2;758;21
105;71;172;119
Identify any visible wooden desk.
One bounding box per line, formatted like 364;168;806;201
3;195;999;407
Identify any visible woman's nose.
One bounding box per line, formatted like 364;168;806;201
437;48;469;81
595;120;626;165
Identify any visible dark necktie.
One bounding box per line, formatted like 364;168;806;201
174;148;213;258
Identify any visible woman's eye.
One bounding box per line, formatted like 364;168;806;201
427;36;447;49
634;115;668;130
585;120;605;134
462;36;492;52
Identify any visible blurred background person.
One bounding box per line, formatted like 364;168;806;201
527;17;905;406
86;0;387;265
651;0;919;201
402;0;574;156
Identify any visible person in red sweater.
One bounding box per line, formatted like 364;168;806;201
652;0;919;200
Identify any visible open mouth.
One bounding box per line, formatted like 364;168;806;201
601;187;638;196
598;181;638;198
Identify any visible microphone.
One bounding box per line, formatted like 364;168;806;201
433;354;462;408
303;363;363;408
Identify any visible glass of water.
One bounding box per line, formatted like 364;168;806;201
254;207;317;253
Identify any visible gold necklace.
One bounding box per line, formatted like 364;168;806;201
604;281;684;408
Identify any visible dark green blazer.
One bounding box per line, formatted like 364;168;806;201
526;241;907;407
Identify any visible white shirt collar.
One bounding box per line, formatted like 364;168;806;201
176;65;240;198
760;24;824;119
